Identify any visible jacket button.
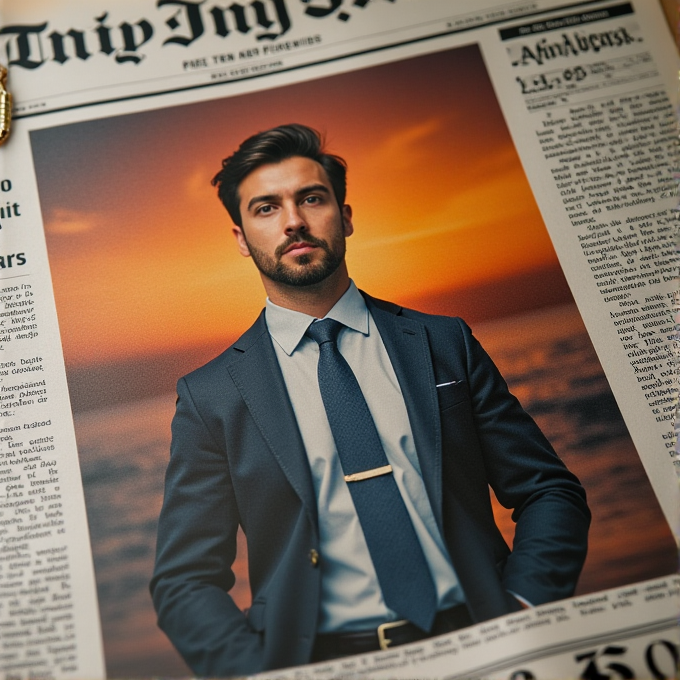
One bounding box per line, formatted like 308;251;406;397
309;549;319;567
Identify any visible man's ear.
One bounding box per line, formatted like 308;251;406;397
342;204;354;237
232;225;251;258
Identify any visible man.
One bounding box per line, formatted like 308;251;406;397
150;123;590;677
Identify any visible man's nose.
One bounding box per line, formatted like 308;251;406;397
283;203;307;234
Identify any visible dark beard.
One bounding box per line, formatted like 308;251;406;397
246;233;345;287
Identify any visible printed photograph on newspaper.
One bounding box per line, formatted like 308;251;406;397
27;42;677;677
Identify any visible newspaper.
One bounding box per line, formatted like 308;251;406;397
0;0;677;677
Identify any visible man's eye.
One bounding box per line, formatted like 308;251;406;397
303;195;321;205
257;205;273;214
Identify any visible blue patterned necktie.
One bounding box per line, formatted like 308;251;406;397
306;318;437;632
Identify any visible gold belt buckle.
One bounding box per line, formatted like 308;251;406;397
376;619;408;651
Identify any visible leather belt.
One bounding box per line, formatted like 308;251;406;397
311;603;473;662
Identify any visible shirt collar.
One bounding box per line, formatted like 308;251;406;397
265;280;369;356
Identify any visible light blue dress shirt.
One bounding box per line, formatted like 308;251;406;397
265;281;465;632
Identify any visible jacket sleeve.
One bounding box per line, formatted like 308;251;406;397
150;377;265;677
456;317;591;606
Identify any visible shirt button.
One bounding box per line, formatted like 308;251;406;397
309;549;319;567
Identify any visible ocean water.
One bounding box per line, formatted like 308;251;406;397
73;304;677;677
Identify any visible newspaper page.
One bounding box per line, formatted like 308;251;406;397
0;0;677;678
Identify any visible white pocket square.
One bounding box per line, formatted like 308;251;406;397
436;380;461;388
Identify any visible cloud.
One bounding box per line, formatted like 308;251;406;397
184;164;216;202
44;207;97;235
368;119;445;170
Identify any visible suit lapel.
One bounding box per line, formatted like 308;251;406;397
366;297;444;533
228;312;318;528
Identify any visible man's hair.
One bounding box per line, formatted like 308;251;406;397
211;123;347;227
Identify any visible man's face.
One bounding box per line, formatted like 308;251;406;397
233;156;353;288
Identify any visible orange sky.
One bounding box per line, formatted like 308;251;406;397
31;44;558;367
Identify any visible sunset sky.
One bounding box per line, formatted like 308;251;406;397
31;44;559;368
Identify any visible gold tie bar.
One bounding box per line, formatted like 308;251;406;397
344;464;393;483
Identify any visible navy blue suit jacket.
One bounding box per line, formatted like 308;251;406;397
150;294;590;676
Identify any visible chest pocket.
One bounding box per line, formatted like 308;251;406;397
436;380;468;412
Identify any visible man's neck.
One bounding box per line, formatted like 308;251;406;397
263;266;351;318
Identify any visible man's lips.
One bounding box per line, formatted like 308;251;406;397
283;242;317;255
